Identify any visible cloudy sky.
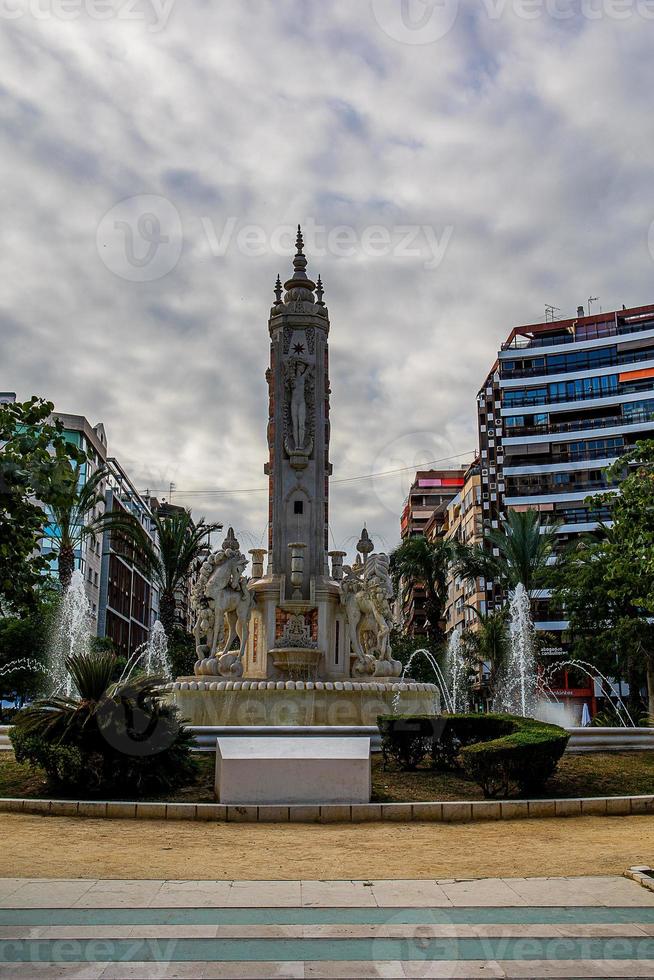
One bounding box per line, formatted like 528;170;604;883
2;0;654;557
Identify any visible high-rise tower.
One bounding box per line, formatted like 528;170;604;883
264;226;332;596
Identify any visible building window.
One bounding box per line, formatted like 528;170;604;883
294;500;304;515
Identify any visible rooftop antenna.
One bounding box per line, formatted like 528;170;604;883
169;481;176;503
588;296;599;315
545;304;561;323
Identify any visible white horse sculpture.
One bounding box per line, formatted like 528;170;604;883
193;530;254;677
341;554;402;678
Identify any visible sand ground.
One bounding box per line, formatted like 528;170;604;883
1;813;652;880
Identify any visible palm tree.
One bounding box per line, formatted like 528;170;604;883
456;509;559;597
45;463;144;590
462;606;509;701
11;650;197;794
138;508;222;638
389;536;456;650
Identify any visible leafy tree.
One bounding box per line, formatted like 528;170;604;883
138;509;221;638
45;463;145;589
386;626;435;682
0;585;58;714
389;536;456;650
0;397;84;614
168;627;197;679
554;440;654;719
456;509;559;596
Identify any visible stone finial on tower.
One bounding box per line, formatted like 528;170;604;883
316;274;325;306
356;527;374;563
273;274;283;306
222;527;240;552
284;222;316;302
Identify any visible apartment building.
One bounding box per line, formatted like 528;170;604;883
477;302;654;715
399;468;466;634
438;460;485;637
98;459;160;658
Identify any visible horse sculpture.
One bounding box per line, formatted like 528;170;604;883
192;529;254;678
341;553;402;678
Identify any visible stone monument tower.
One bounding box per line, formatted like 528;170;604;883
264;226;331;594
181;231;439;724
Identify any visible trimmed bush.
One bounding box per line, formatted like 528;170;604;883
453;714;569;798
378;715;446;771
378;711;569;798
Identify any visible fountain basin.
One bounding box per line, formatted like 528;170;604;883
270;647;322;675
168;679;439;727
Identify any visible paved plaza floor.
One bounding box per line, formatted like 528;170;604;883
1;875;654;977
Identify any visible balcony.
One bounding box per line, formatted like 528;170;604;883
505;477;612;498
501;345;654;380
504;407;654;439
504;378;654;410
505;443;624;469
500;316;654;352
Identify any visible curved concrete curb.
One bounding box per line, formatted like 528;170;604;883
1;793;653;823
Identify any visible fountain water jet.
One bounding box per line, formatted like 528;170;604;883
493;583;537;718
445;628;469;714
50;569;93;696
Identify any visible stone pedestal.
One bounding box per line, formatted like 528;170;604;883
214;736;371;804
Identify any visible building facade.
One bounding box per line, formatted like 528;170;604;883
398;468;466;635
97;459;160;659
439;460;485;637
478;302;654;718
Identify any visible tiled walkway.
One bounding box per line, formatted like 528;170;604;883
1;876;654;977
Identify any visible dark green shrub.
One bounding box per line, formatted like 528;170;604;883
445;713;569;798
10;651;198;797
378;711;569;798
378;715;446;770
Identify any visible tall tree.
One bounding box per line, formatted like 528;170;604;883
389;536;456;650
46;463;146;589
462;606;509;701
0;397;85;615
456;509;559;596
138;509;222;638
554;440;654;719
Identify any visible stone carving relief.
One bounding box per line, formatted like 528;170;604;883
192;528;255;678
282;356;315;461
340;553;403;678
279;614;318;650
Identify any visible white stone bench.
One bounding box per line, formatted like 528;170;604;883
215;736;371;805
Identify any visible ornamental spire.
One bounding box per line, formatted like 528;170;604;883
273;274;283;305
283;222;315;297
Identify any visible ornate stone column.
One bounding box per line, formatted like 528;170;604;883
248;549;267;580
288;542;307;599
328;550;347;582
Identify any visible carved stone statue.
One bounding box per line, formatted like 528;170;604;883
283;356;315;458
340;552;403;678
192;528;255;678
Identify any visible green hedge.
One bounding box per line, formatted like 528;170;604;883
378;712;569;798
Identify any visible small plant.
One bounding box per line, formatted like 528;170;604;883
10;650;197;796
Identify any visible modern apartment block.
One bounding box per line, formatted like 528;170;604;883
46;413;109;628
439;460;485;637
478;301;654;642
98;459;160;658
399;468;466;634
